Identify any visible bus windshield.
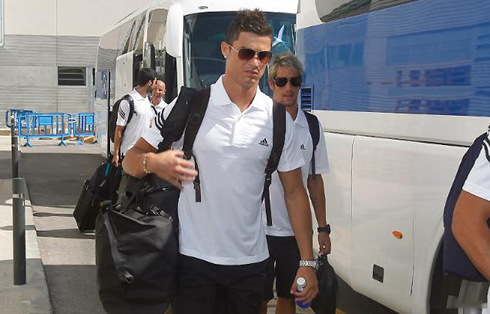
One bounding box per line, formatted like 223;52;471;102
183;12;296;97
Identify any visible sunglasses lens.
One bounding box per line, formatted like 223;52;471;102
258;51;272;63
275;77;288;87
238;48;256;60
291;77;302;87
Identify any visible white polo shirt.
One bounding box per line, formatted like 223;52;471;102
143;76;304;265
463;128;490;200
116;89;153;155
264;110;330;237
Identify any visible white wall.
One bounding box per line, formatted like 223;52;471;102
4;0;152;37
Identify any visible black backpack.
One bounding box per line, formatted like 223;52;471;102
304;111;321;175
443;132;489;282
108;94;135;143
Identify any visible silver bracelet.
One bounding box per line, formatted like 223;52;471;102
142;154;151;175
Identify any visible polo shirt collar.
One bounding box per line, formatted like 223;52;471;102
295;108;308;128
211;75;266;112
130;88;146;101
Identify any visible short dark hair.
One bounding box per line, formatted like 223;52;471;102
225;9;272;45
136;68;157;87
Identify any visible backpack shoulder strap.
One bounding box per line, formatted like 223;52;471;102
303;111;320;175
182;88;211;202
182;88;211;159
262;102;287;226
125;94;135;124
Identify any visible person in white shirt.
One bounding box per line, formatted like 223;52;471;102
122;9;318;314
261;53;331;314
112;68;156;166
150;78;168;113
453;127;490;313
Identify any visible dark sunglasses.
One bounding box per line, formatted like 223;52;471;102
273;76;302;87
228;44;272;63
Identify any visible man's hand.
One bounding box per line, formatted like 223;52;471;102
112;154;119;167
147;150;197;189
290;266;319;304
318;232;331;256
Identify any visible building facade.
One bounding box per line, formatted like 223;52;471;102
0;0;151;127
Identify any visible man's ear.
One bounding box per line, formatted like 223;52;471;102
221;41;229;59
268;79;275;90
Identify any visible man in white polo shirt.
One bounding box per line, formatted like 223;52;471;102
261;53;331;314
452;127;490;312
112;68;156;166
122;9;318;314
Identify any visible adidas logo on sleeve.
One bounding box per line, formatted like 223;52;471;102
259;138;269;147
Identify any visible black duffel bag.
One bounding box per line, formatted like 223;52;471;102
311;254;338;314
95;175;179;314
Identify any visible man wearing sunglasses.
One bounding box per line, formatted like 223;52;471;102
261;53;331;314
123;9;318;314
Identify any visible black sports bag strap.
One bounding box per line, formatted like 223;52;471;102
262;102;286;226
182;88;211;202
157;87;199;152
101;208;135;284
304;111;320;176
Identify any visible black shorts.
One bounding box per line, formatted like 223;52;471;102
263;235;300;300
174;254;267;314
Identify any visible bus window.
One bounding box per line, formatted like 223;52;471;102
317;0;417;23
146;9;168;77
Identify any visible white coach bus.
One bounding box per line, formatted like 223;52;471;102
94;0;298;157
297;0;490;313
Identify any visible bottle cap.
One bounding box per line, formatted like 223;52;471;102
296;277;306;287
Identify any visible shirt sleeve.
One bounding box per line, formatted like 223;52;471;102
463;131;490;201
309;120;330;175
142;98;178;149
115;99;131;127
278;112;305;172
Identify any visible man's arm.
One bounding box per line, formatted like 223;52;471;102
122;137;197;189
112;125;124;166
307;174;331;255
452;190;490;281
278;168;318;303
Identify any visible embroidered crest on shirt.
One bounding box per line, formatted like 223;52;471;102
300;144;306;151
259;138;269;147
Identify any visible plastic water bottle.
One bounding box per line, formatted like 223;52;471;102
295;277;312;309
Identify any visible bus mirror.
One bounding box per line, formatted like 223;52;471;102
166;4;183;58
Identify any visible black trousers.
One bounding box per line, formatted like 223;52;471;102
174;254;267;314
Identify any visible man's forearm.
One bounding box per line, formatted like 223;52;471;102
285;188;315;261
122;145;150;178
308;175;327;227
113;129;123;156
452;191;490;281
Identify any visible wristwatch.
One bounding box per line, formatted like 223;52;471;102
299;260;317;268
317;224;331;234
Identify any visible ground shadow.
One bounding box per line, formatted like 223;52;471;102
19;153;103;207
36;229;95;240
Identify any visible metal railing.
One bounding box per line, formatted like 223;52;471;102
7;110;96;146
